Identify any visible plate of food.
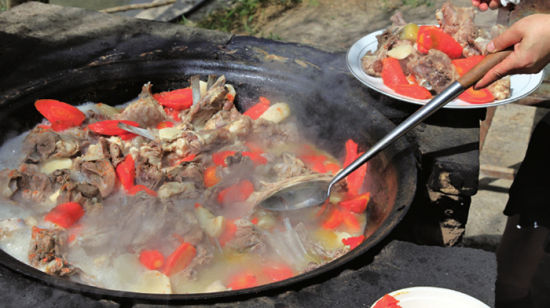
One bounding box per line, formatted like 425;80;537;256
371;286;490;308
346;3;544;109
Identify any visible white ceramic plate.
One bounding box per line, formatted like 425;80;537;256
371;286;490;308
347;29;544;109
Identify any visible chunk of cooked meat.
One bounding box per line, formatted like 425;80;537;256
157;181;199;201
136;142;164;190
78;159;116;197
405;49;458;93
225;219;266;253
23;129;60;163
12;164;54;203
29;226;76;277
117;82;167;128
79;193;202;255
270;153;311;179
23;128;82;163
57;181;102;211
0;169;20;199
436;2;479;57
361;11;406;76
184;76;230;127
488;76;511;100
164;163;203;187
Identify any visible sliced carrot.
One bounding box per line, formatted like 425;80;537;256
226;93;235;102
217;179;254;205
417;25;463;58
459;87;495;104
452;55;485;76
227;271;258;290
342;235;365;250
341;210;361;233
35;99;86;131
139;250;165;270
153;88;193;110
119;133;137;141
340;192;371;214
262;263;294;282
243;97;270;120
116;154;135;191
242;151;268;165
156;121;174;129
381;58;408;89
44;202;84;229
406;74;417;84
301;154;328;173
344;139;367;196
212;150;236;167
322;208;344;230
324;162;341;175
164;107;180;122
175;153;196;166
88;120;140;136
244;141;264;153
373;294;401;308
38;124;52;130
163;242;196;276
393;84;432;99
127;184;157;197
218;219;237;247
203;165;220;188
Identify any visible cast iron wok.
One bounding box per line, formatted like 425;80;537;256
0;50;417;304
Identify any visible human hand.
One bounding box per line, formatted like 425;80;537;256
471;0;501;11
475;14;550;89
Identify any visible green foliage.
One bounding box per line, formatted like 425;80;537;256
401;0;433;7
197;0;301;35
265;32;282;40
381;0;433;11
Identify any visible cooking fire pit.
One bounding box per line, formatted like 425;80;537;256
0;2;493;306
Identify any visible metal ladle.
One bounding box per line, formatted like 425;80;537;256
259;50;511;211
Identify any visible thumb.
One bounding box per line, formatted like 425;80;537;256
487;24;523;52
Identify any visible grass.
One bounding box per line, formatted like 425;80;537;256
0;0;7;12
196;0;301;35
402;0;433;7
381;0;433;10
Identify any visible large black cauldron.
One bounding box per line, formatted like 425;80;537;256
0;3;417;304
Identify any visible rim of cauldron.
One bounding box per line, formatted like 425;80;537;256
0;57;417;304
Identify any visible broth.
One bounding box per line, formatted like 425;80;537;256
0;76;370;293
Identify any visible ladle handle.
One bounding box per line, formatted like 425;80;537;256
328;50;512;193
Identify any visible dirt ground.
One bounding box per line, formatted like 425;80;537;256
236;0;474;53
